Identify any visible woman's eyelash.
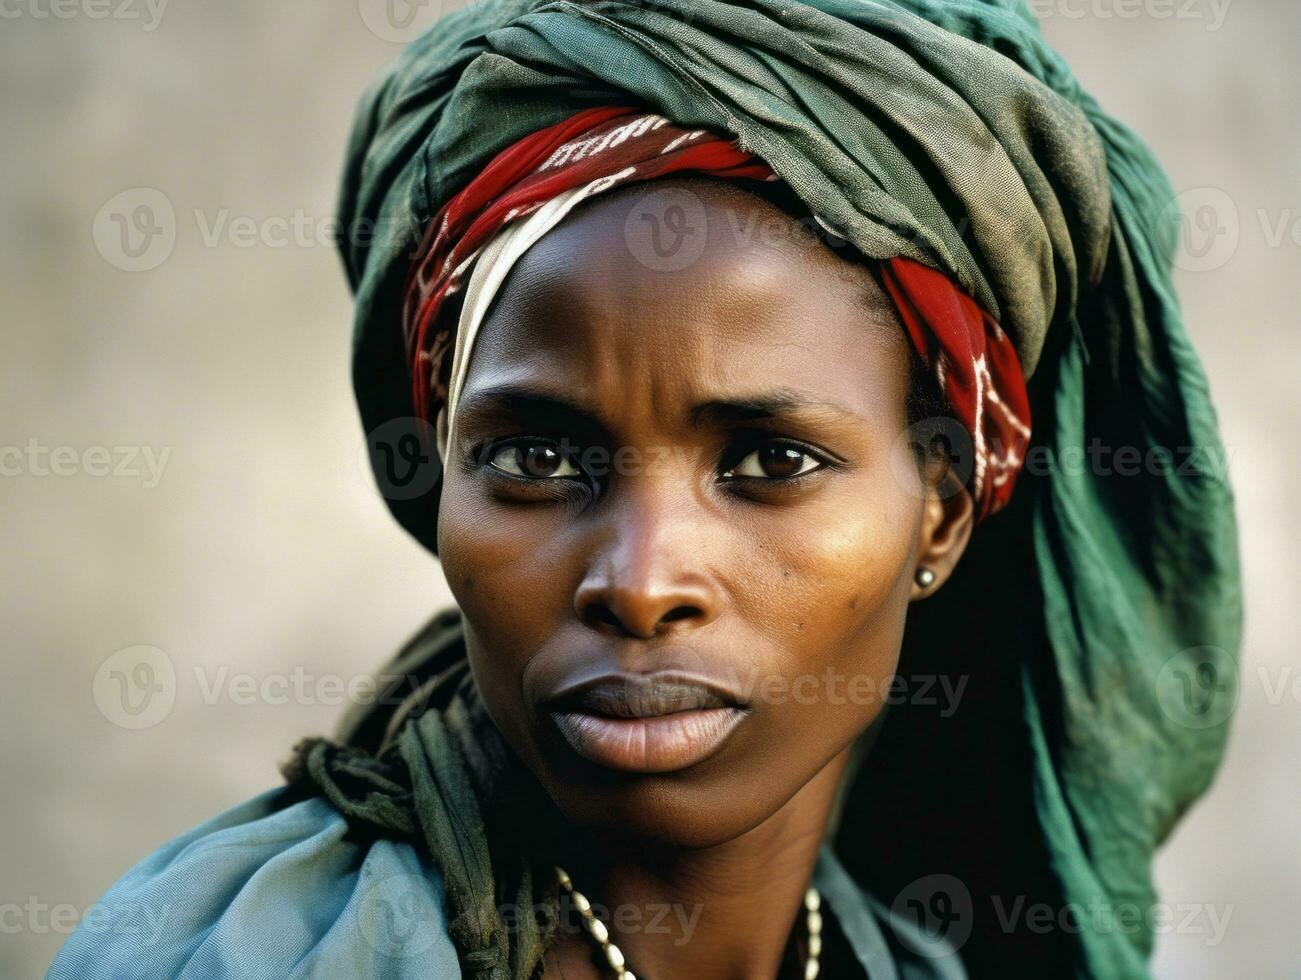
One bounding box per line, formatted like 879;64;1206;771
718;439;831;481
471;434;835;486
478;438;584;480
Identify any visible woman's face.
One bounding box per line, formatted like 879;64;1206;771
437;177;971;848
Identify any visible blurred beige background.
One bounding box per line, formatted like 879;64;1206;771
1;1;1296;976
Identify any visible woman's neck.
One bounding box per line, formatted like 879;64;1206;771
547;744;854;980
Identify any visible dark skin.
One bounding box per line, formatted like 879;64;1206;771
435;176;973;980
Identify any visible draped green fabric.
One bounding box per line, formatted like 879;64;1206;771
332;2;1242;977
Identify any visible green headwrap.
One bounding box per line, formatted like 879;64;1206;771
327;1;1241;976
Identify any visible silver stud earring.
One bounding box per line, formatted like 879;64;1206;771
914;567;936;589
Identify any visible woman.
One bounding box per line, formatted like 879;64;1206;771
48;1;1240;978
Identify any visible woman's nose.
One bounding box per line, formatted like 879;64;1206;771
572;489;722;640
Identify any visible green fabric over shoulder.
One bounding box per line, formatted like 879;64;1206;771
333;2;1242;977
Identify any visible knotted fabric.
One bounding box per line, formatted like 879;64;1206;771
283;611;570;980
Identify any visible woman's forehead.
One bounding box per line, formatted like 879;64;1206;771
502;174;872;296
462;178;910;419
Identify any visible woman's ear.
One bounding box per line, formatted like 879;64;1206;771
911;471;974;600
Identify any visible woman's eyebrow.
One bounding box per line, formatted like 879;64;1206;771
455;383;863;433
455;383;606;432
689;390;863;427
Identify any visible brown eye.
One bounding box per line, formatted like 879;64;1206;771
722;442;824;480
487;440;581;479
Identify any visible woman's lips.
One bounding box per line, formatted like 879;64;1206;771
541;674;749;773
550;706;747;773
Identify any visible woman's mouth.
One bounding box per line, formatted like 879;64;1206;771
542;674;749;773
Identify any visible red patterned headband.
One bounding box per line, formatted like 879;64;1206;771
402;105;1030;519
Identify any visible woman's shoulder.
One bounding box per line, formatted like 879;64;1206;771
46;788;462;980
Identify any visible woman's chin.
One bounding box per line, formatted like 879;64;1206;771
538;766;783;851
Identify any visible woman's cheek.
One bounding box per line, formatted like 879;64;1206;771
751;468;920;624
440;476;563;616
731;472;919;721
